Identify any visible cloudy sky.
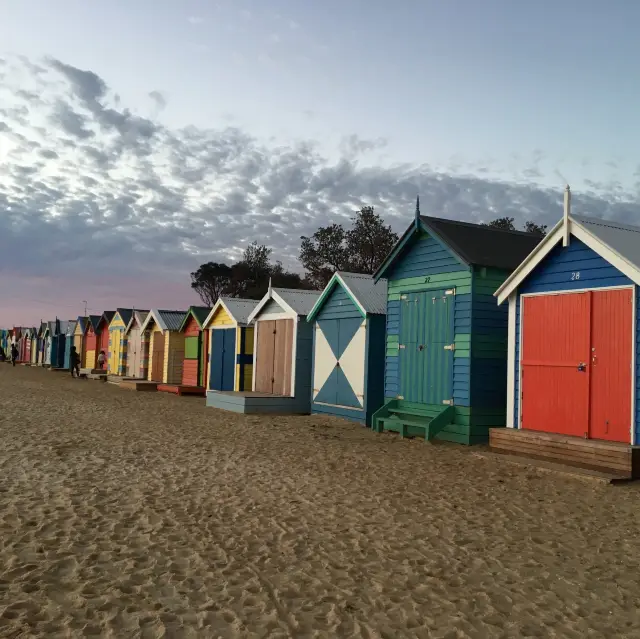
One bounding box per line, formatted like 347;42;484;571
1;0;640;326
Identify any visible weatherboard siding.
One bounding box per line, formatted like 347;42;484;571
384;271;472;402
469;267;510;413
513;239;639;441
314;286;363;320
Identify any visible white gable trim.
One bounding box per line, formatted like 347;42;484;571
140;309;166;333
247;290;297;323
203;299;238;330
495;219;564;305
496;216;640;305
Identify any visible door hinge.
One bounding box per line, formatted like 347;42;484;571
444;343;455;351
445;288;456;296
396;395;404;400
399;344;406;349
443;399;454;405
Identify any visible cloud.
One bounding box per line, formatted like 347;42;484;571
187;16;203;25
0;54;638;324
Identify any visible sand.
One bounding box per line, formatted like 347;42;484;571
1;366;640;638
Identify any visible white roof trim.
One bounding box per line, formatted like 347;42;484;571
247;289;297;323
495;216;640;305
308;272;368;319
203;299;238;329
139;309;166;332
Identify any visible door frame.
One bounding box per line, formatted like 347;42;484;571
518;285;635;444
251;315;297;396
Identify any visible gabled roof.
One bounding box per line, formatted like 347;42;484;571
66;320;77;335
307;272;388;321
140;309;187;332
87;315;102;332
75;316;87;334
179;305;212;331
375;214;543;281
39;322;47;335
58;320;70;335
101;311;116;326
247;287;322;323
495;213;640;304
112;308;134;327
124;310;149;333
203;298;257;329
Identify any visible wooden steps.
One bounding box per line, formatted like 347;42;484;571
489;428;640;479
373;400;454;441
157;384;206;397
120;380;158;392
86;373;107;381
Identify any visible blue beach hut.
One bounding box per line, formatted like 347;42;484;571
371;198;541;444
307;272;387;426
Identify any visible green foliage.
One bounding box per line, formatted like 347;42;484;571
299;206;398;289
483;217;547;236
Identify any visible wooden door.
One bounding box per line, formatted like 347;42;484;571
255;321;276;393
151;332;165;382
589;289;633;443
521;293;591;437
127;329;140;378
272;320;293;396
109;331;121;374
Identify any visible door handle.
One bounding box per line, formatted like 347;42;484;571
418;345;425;351
577;362;587;372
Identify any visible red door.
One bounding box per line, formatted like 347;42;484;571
521;293;591;437
521;289;633;443
589;289;633;443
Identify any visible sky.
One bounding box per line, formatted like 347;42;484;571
1;0;640;326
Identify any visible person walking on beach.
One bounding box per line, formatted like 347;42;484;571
69;345;80;378
97;350;106;370
10;343;18;367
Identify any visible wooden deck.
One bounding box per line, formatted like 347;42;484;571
157;384;206;397
489;428;640;479
206;390;310;415
119;380;158;392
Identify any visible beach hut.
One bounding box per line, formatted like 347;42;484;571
371;199;541;444
202;298;256;396
307;272;388;426
34;323;46;365
107;309;134;375
139;310;188;384
51;320;69;369
91;312;114;371
152;305;212;395
63;320;77;369
43;321;55;367
0;329;8;359
73;317;87;368
30;327;39;365
83;315;103;369
206;286;321;414
21;327;35;364
491;188;640;477
123;310;149;379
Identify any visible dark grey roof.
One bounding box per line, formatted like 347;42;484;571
337;272;387;314
573;214;640;269
157;310;188;331
422;216;543;271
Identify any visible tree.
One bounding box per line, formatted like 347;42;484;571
299;206;399;289
299;224;350;290
482;217;516;231
191;241;309;305
483;217;547;236
190;262;232;306
524;221;548;236
346;206;398;273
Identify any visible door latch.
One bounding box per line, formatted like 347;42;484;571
577;362;587;372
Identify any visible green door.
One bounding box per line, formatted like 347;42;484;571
399;290;454;404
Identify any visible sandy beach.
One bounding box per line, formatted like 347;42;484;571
1;366;640;637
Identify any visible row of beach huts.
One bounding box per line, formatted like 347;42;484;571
4;190;640;479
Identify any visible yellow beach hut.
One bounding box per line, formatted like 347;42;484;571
203;297;257;394
139;309;188;384
107;308;134;376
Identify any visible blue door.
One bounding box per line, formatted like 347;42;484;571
209;329;236;391
57;336;66;368
64;338;71;369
